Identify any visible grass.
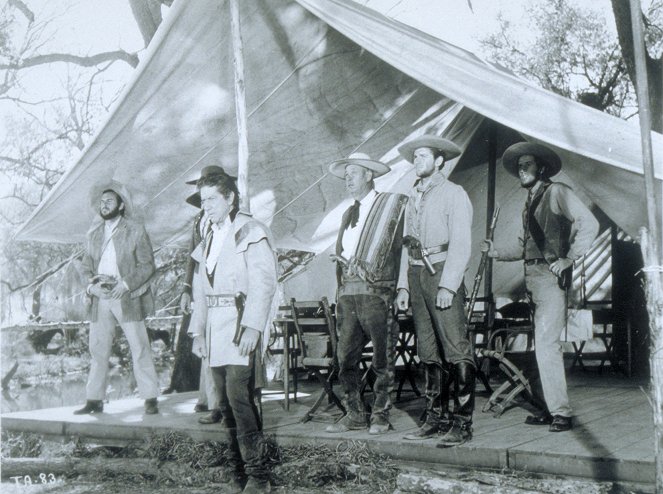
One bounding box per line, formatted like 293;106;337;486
1;431;399;492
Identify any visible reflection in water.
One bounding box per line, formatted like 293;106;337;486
1;368;171;414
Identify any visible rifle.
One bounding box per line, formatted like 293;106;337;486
467;205;500;322
232;291;247;346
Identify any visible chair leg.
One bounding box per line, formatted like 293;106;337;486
301;369;345;423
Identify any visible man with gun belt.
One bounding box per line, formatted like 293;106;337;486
483;142;598;433
326;153;407;435
395;135;476;447
188;168;277;493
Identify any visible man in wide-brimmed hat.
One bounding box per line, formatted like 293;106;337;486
75;180;160;416
179;166;231;423
483;141;598;433
394;135;476;447
325;152;407;435
188;169;277;492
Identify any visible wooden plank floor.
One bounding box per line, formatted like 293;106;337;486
1;371;654;484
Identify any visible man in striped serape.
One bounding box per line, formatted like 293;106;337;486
325;153;407;435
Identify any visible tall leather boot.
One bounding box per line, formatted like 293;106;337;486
225;427;246;494
438;363;454;434
237;432;271;493
326;391;366;433
438;361;475;447
404;363;443;440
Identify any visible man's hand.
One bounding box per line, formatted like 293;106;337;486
180;292;192;314
109;282;129;299
88;283;111;299
549;257;573;277
481;239;499;258
192;335;206;358
238;327;260;357
395;288;409;312
436;287;455;309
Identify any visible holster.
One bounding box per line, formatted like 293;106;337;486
232;292;247;345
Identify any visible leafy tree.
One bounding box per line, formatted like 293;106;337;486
611;0;663;132
481;0;636;117
481;0;662;131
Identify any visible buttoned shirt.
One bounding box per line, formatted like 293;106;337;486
97;217;121;278
397;171;473;292
341;189;378;257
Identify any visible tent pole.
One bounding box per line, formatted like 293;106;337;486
484;121;497;323
230;0;250;213
629;1;663;492
629;0;659;258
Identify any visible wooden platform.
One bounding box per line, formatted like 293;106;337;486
1;373;654;484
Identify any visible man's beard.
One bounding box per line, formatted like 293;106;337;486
519;173;538;189
100;205;122;220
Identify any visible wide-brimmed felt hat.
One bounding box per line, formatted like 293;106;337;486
185;165;237;208
328;152;390;178
185;165;232;185
502;142;562;178
398;135;462;163
186;192;201;208
89;179;134;217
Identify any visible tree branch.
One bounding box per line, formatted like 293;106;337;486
1;50;139;70
8;0;35;24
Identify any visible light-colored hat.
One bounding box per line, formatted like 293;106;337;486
502;142;562;178
398;135;462;163
89;179;134;217
328;152;390;178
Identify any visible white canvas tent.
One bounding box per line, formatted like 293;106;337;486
15;0;663;303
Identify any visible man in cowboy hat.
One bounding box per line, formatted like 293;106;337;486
394;135;476;447
75;180;160;415
325;152;407;435
188;169;277;492
180;166;227;423
483;141;598;432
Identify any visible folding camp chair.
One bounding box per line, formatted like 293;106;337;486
289;297;345;423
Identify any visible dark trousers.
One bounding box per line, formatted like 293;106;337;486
409;264;476;424
408;265;473;366
336;293;396;421
210;354;268;481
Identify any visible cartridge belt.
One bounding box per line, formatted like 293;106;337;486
409;251;447;266
206;294;235;308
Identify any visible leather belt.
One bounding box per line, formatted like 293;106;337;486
524;258;547;266
425;244;448;255
409;250;447;266
206;294;235;308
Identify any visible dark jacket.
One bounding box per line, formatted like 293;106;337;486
183;211;205;296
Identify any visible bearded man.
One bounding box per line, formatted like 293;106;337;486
75;181;160;415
